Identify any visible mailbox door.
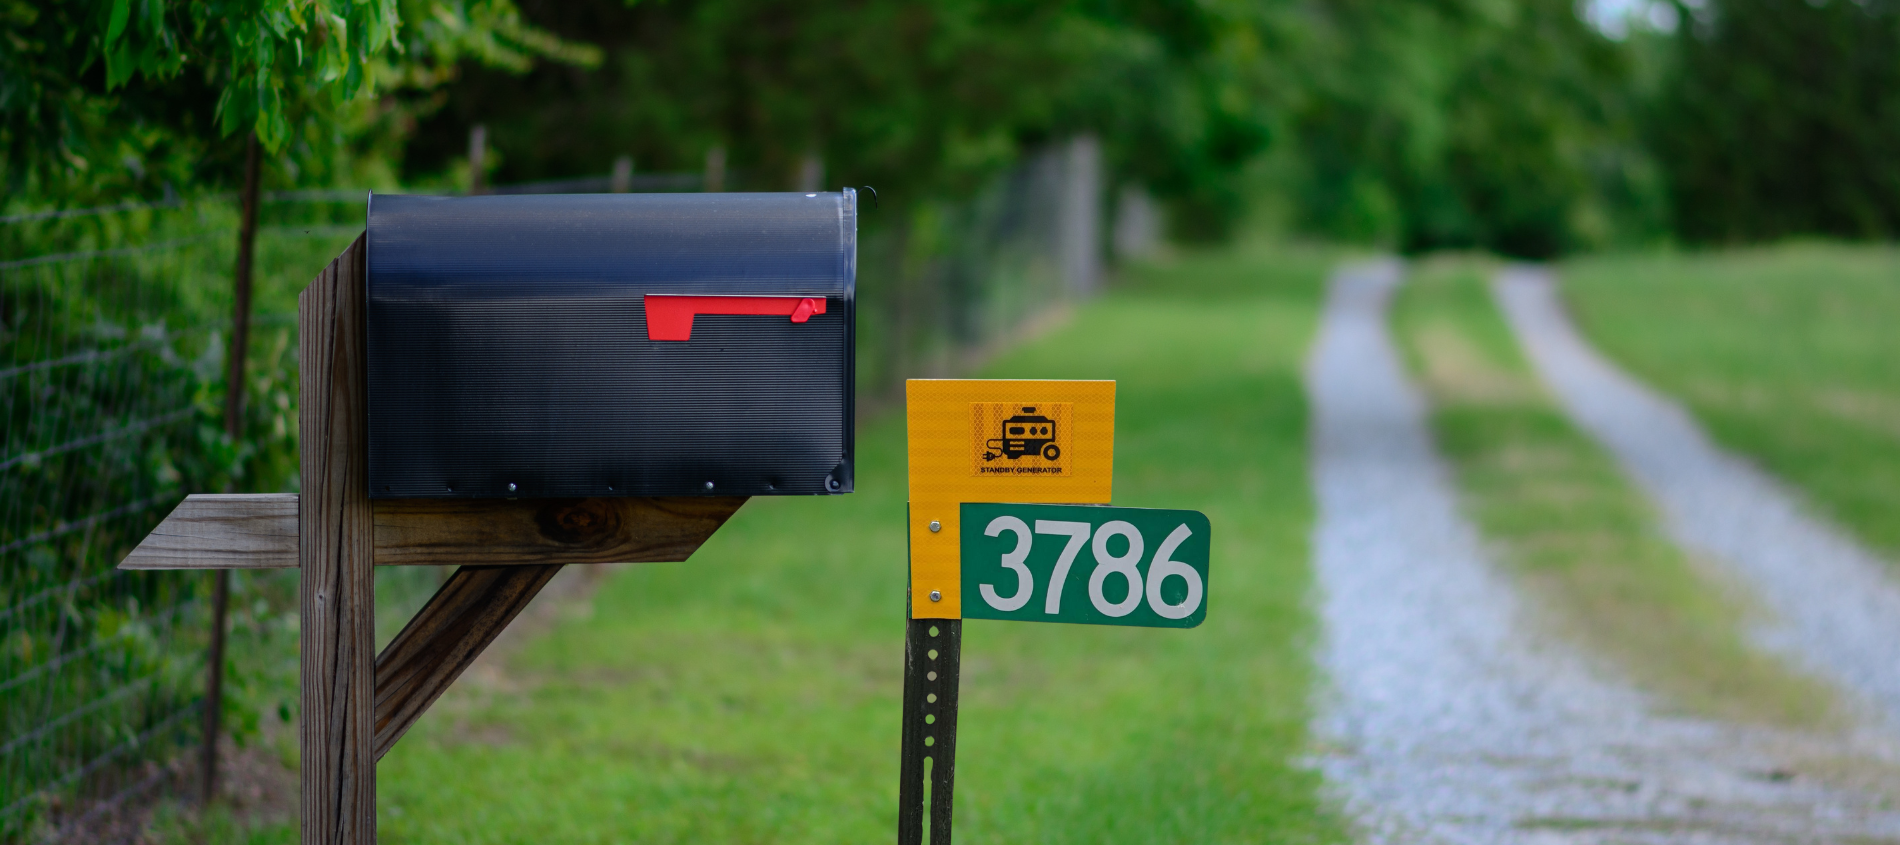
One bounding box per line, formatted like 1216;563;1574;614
365;191;856;498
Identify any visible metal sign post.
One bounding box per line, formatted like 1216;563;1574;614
896;617;960;843
900;379;1211;843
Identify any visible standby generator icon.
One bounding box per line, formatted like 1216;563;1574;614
983;407;1060;462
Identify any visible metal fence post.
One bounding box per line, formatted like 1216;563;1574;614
705;146;727;193
468;125;489;195
1059;135;1103;298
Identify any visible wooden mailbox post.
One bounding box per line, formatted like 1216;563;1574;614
119;237;747;844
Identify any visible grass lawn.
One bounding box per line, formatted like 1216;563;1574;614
1391;257;1836;728
1560;243;1900;559
367;242;1349;844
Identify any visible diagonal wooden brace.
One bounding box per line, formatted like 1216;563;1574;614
372;564;563;760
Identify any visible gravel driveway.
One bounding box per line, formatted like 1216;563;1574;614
1307;261;1900;843
1494;268;1900;730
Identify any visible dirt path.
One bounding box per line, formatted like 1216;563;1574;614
1307;261;1900;843
1494;268;1900;731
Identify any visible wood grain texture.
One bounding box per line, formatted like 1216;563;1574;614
372;495;747;566
120;494;300;569
299;235;376;845
117;494;746;570
372;564;563;760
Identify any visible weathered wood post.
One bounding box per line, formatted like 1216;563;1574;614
298;234;376;844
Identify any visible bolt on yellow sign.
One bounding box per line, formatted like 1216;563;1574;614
907;380;1115;618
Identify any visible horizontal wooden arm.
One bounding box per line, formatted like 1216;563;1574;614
119;493;747;570
123;494;299;569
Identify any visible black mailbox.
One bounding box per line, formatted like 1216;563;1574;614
365;190;856;499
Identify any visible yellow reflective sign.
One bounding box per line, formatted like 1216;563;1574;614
906;379;1115;618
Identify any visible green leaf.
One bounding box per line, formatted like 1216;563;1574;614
254;64;270;129
213;78;246;135
105;0;129;45
104;38;135;88
259;83;288;151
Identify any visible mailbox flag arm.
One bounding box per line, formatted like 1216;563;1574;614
645;295;828;341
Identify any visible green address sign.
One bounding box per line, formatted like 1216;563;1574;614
960;503;1211;628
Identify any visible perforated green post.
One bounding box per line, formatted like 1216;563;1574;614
897;618;961;845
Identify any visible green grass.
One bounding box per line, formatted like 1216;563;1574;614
150;801;298;845
1561;243;1900;559
1392;257;1837;728
368;242;1350;844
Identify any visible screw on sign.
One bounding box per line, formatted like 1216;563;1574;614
902;379;1213;844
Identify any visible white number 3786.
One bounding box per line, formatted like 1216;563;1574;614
979;516;1203;619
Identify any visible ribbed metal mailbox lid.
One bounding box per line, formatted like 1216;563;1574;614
365;190;856;499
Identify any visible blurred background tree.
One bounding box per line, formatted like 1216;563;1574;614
4;0;1898;253
1651;0;1900;242
1277;0;1664;257
0;0;596;203
393;0;1290;239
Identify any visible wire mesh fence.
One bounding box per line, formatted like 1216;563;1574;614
0;196;353;842
857;137;1105;394
0;138;1106;841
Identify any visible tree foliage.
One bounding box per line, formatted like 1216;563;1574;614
0;0;596;202
1652;0;1900;242
1282;0;1900;252
1282;0;1661;257
6;0;1896;249
396;0;1290;237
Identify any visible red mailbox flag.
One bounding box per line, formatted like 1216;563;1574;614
644;295;828;341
